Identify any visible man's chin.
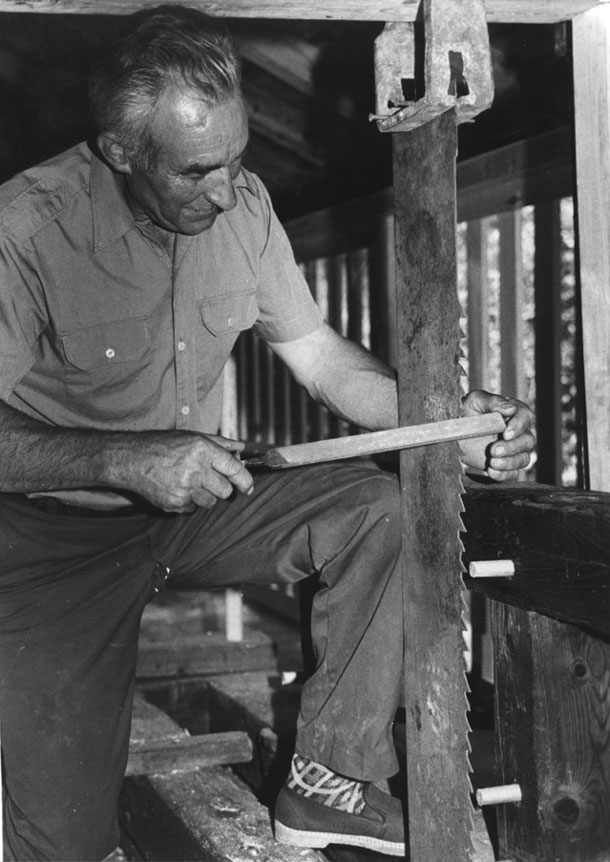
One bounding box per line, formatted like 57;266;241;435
180;209;218;233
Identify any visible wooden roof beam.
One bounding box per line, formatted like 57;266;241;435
0;0;606;23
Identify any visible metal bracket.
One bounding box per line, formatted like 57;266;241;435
371;0;494;133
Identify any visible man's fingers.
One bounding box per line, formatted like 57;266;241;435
190;487;219;509
212;450;254;496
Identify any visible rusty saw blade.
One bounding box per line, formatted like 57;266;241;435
393;107;475;861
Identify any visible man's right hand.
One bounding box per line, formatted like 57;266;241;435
110;431;254;512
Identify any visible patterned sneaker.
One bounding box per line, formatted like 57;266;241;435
274;781;405;856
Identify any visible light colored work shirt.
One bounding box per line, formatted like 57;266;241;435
0;142;322;436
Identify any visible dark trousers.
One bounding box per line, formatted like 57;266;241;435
0;461;404;861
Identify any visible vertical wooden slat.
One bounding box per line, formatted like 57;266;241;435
251;334;263;442
263;344;276;445
369;211;397;367
235;336;250;442
279;364;293;446
573;6;610;491
393;110;473;862
346;248;364;345
466;218;490;391
498;209;525;401
534;200;563;485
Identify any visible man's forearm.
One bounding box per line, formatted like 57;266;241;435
303;336;399;431
0;399;123;494
0;399;255;511
312;361;399;431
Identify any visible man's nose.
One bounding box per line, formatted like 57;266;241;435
204;168;237;211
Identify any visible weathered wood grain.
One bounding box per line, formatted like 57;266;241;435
122;738;322;861
136;631;302;678
573;7;610;493
394;108;473;861
0;0;602;22
126;732;252;776
462;480;610;637
492;604;610;861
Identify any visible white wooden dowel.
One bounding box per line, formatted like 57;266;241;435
476;784;522;806
469;559;515;578
224;588;243;642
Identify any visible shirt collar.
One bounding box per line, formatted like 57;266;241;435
90;151;137;252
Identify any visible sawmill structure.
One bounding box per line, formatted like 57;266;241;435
0;2;609;861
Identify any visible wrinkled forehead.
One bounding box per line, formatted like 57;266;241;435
149;88;249;164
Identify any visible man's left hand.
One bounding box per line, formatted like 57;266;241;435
459;389;535;481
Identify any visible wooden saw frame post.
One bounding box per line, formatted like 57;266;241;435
373;2;494;859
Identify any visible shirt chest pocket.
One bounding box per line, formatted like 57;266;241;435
199;291;258;336
61;317;151;369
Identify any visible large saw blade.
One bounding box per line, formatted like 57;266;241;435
393;109;474;861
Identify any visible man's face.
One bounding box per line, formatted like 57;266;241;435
125;89;249;235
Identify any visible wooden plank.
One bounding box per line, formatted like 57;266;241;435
462;480;610;636
136;631;303;678
499;210;525;402
492;603;610;860
244;413;505;468
121;765;324;861
573;7;610;492
235;31;320;100
0;0;603;23
126;731;252;776
123;685;323;860
466;218;490;391
534;200;564;485
241;66;326;169
394;109;473;861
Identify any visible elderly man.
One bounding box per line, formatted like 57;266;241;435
0;7;535;860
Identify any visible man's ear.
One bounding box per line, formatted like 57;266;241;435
97;133;132;175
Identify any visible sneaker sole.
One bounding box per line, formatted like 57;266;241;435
275;819;405;856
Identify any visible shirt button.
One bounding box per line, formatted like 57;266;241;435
181;405;190;416
227;317;233;327
105;348;116;359
177;341;186;351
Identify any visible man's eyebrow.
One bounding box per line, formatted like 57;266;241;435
180;161;216;176
181;144;248;176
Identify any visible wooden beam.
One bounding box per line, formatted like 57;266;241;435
457;126;574;223
284;127;574;262
122;695;322;862
242;67;326;169
466;218;491;391
573;6;610;492
235;32;320;100
534;201;564;485
126;731;252;776
498;210;525;402
0;0;604;23
462;480;610;637
137;631;303;678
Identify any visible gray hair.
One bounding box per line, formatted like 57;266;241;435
89;5;242;170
